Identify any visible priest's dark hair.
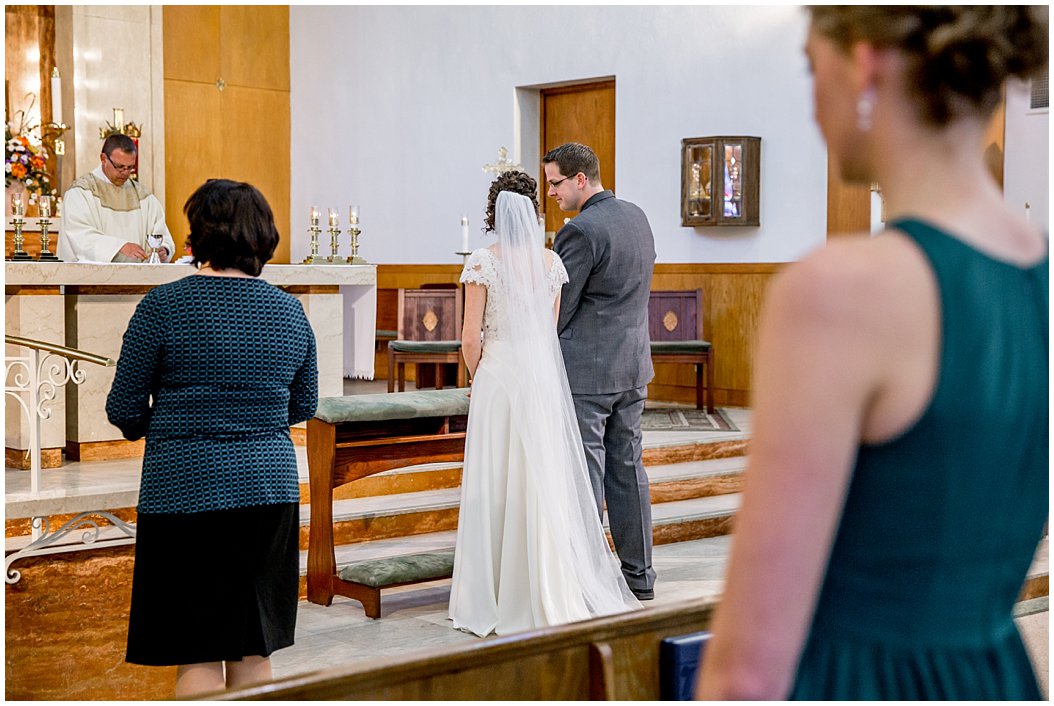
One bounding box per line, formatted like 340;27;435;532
102;134;137;157
184;179;279;277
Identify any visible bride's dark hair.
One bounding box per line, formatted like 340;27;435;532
484;170;539;233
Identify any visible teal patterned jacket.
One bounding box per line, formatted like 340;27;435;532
106;275;318;514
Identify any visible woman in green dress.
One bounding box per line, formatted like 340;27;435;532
697;7;1048;700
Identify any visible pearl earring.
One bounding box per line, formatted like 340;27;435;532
857;89;875;132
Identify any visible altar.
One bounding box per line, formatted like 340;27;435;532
5;261;377;465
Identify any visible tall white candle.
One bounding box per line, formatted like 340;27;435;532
50;68;62;125
113;108;124;131
38;195;51;218
349;204;359;225
328;208;338;227
310;206;319;224
460;216;469;253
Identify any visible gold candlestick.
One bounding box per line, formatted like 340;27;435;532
346;205;367;264
302;207;327;264
36;196;60;261
8;194;32;261
327;224;342;262
346;226;367;264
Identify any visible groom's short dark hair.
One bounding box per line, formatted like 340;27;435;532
543;143;601;183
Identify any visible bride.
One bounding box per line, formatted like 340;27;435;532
448;172;640;637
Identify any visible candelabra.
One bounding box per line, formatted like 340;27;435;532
302;207;327;264
8;194;32;261
36;196;60;262
346;205;367;264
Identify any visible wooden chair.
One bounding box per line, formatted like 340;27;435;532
648;290;715;413
387;288;466;392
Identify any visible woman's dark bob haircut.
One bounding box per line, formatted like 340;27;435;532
184;179;279;276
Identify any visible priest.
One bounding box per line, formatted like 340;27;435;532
58;135;175;263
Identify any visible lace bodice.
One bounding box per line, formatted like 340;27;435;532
459;247;568;342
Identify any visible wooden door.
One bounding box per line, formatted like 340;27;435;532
540;80;615;234
162;6;290;263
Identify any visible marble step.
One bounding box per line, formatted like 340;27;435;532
294;460;746;550
292;493;744;594
300;438;750;504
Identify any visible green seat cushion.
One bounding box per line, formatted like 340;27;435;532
314;388;469;423
651;340;711;354
338;550;456;588
375;329;398;339
388;340;461;353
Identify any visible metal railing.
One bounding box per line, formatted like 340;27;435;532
4;335;135;584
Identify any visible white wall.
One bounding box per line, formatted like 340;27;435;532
1003;77;1049;233
290;6;828;265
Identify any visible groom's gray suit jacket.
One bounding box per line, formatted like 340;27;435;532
555;190;656;394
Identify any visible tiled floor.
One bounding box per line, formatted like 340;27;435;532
272;534;733;679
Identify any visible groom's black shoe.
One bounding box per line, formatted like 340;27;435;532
631;588;654;601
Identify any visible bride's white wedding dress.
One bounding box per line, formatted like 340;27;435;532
448;192;639;638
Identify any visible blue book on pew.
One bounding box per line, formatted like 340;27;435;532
659;631;711;700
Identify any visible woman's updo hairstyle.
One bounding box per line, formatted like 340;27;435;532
484;170;540;233
810;6;1048;126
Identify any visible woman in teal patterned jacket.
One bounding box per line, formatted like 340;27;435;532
107;179;317;697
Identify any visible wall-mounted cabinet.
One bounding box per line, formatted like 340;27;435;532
681;136;760;227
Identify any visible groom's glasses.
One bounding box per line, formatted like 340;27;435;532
547;173;579;188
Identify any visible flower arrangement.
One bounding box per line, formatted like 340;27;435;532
5;100;58;199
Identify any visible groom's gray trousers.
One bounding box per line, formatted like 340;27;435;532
571;385;656;593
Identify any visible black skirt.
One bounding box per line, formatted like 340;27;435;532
126;502;299;666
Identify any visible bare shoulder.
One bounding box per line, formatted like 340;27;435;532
769;234;933;334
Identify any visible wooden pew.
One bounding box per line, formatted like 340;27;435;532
212;595;720;700
306;389;469;614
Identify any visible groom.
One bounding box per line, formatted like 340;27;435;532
544;142;657;600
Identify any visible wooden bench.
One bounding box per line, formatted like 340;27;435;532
213;593;721;700
306;389;469;617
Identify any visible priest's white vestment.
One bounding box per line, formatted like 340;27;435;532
58;167;174;263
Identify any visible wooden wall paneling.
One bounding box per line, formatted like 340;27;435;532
374;263;777;407
376;264;464;290
650;264;780;408
825;152;871;238
220;6;289;91
162;80;221;255
221;85;290;263
161;6;219;83
540;80;615;234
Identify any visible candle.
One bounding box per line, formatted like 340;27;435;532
113;108;124;131
38;195;51;218
11;193;24;216
460;216;469;253
50;67;62;125
349;204;359;225
310;206;319;225
328;208;338;227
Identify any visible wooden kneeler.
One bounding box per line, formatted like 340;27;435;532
306;389;469;617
